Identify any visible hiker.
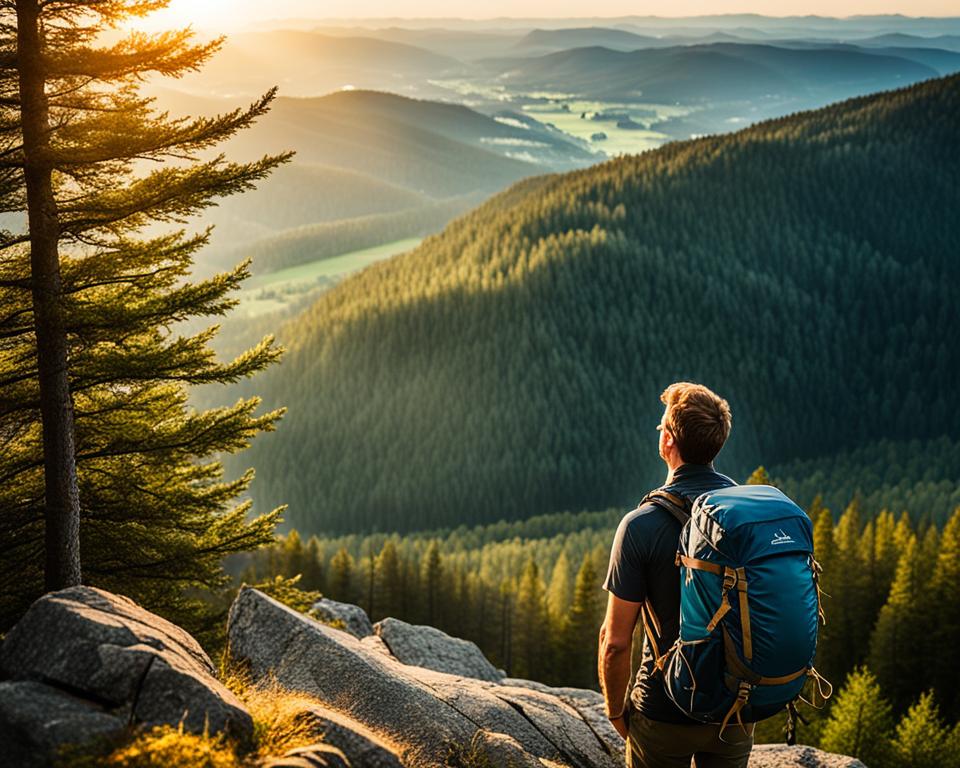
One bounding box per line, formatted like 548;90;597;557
599;381;748;768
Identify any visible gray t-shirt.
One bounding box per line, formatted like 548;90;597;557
603;462;736;723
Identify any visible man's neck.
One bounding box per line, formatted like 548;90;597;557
665;461;714;485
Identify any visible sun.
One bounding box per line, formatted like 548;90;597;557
125;0;246;33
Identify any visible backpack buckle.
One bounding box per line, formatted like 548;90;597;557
722;567;738;592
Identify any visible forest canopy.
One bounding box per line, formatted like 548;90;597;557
226;74;960;536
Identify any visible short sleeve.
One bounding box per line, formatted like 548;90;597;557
603;511;647;603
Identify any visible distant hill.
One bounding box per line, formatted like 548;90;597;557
177;31;466;98
220;90;593;199
515;27;667;53
228;75;960;535
772;40;960;75
312;26;528;60
855;33;960;53
482;43;939;103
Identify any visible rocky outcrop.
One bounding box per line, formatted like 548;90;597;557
310;597;374;638
1;586;866;768
229;587;623;768
748;745;867;767
374;617;503;682
0;586;253;765
0;680;126;767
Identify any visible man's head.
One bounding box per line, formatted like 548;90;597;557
657;382;732;469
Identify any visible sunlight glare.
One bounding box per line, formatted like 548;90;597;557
125;0;244;32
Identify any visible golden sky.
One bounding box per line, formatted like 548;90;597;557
137;0;958;31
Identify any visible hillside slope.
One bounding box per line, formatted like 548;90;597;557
231;75;960;535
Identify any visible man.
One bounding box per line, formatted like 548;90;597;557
599;381;752;768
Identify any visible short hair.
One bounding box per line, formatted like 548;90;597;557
660;382;732;465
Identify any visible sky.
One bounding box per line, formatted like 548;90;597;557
139;0;959;31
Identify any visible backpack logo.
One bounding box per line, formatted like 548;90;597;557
771;529;794;545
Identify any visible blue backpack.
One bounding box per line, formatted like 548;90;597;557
642;484;831;741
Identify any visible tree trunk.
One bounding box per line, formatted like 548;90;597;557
16;0;81;590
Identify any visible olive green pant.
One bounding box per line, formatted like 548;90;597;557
625;711;754;768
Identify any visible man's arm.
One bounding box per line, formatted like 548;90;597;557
598;591;642;738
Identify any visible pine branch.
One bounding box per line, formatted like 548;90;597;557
47;30;223;81
58;152;293;236
51;88;280;166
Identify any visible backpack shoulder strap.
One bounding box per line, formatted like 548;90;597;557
642;489;693;526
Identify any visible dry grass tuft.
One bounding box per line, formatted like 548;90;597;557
62;659;330;767
243;676;327;757
221;654;327;758
60;724;240;768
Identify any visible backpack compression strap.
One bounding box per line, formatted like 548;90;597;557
642;489;693;525
638;489;693;674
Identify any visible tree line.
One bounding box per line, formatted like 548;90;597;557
234;484;960;758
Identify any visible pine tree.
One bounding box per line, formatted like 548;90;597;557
362;547;377;619
498;579;514;675
546;550;573;623
299;537;325;592
375;540;402;619
890;691;949;768
512;558;549;681
808;494;826;522
812;504;839;678
0;1;290;631
946;721;960;768
423;541;443;627
282;530;305;579
328;547;354;603
870;510;899;617
928;508;960;717
828;497;871;678
561;554;604;689
868;533;928;708
746;466;772;486
820;667;894;768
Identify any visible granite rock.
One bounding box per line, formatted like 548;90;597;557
1;586;252;742
374;617;503;682
310;598;374;638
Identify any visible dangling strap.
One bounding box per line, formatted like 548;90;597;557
719;681;753;744
784;700;810;745
799;666;834;709
707;591;733;632
784;701;798;746
641;599;675;674
639;602;661;661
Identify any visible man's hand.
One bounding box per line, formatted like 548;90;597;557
609;713;629;738
598;592;642;740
